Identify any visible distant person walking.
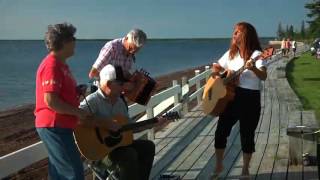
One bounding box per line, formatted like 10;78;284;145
281;38;286;56
291;40;297;57
285;38;291;56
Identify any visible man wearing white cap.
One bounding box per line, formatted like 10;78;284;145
80;64;156;180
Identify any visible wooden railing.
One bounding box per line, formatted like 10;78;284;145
0;66;212;178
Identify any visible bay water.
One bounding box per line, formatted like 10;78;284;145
0;38;270;110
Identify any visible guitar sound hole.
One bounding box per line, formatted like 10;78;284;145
104;131;122;147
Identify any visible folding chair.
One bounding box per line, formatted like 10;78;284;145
88;161;119;180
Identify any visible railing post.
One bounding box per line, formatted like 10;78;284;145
195;69;201;105
173;80;179;106
205;65;210;81
181;76;188;115
146;107;154;140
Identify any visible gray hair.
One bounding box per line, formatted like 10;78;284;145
45;22;76;51
126;29;147;47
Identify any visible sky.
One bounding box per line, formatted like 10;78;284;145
0;0;312;40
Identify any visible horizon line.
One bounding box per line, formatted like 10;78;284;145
0;37;275;41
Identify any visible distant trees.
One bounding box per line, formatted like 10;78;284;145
276;0;320;40
277;23;284;39
301;20;306;39
276;22;301;40
305;0;320;38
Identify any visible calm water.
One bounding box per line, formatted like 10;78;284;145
0;38;270;110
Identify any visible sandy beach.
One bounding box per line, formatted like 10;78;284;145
0;64;209;179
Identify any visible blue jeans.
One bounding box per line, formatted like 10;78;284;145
37;127;84;180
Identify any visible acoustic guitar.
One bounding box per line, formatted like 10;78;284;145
202;47;274;116
74;111;180;161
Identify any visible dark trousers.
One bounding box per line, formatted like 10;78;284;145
214;87;261;153
103;139;155;180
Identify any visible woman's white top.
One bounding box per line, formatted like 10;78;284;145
291;41;296;48
216;50;267;90
281;40;286;49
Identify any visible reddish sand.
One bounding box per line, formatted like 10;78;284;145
0;65;209;180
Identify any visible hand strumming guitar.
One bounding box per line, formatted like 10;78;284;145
245;59;256;70
212;63;223;77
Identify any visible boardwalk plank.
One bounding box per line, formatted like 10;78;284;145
249;86;273;178
256;91;280;179
271;98;289;179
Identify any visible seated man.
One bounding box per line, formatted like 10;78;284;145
80;64;161;180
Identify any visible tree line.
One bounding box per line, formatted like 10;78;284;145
277;0;320;41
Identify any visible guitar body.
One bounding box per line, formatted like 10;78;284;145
211;84;235;116
74;114;133;161
202;77;227;115
74;111;179;161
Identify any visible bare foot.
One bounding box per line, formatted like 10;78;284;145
210;164;224;179
240;168;250;179
215;163;224;174
241;168;249;176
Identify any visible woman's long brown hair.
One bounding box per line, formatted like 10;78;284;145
229;22;262;61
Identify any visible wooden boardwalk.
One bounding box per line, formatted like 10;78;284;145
150;51;319;179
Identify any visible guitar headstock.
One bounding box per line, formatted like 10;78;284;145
259;46;275;60
161;111;180;121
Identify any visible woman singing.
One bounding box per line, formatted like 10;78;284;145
211;22;267;178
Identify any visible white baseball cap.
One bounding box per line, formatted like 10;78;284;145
99;64;127;82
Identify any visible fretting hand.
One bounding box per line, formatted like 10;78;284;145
156;117;168;127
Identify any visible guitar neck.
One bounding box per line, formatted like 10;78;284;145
120;118;158;132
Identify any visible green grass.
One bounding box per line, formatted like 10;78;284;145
286;52;320;121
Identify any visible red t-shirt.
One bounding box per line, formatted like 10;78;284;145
35;54;79;129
